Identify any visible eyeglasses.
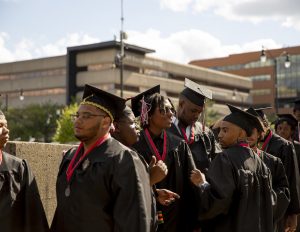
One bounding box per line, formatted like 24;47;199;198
159;106;175;115
71;112;107;121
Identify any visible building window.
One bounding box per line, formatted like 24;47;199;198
251;74;271;81
250;89;271;96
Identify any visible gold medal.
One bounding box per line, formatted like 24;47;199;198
65;185;71;197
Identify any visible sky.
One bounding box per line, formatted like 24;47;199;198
1;0;300;64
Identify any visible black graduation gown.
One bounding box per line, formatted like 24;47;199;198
293;141;300;174
168;121;221;174
51;137;153;232
197;144;274;232
263;132;300;215
0;151;49;232
259;150;290;232
133;130;197;232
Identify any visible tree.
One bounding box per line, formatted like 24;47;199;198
5;102;62;142
53;103;78;144
204;100;223;127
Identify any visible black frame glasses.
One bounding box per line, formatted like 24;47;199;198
71;112;108;121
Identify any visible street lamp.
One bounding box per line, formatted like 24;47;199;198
0;89;25;111
260;47;291;113
19;88;24;101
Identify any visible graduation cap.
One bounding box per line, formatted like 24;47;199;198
80;84;126;122
180;78;212;107
254;106;272;119
223;104;262;136
131;85;160;117
245;107;265;132
275;114;298;129
293;99;300;111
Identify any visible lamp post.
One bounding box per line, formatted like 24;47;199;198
118;0;127;98
0;89;25;111
260;47;291;113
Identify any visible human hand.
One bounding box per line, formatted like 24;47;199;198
149;156;168;186
156;189;180;206
190;169;206;186
285;214;297;232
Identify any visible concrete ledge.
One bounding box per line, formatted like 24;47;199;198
4;141;75;224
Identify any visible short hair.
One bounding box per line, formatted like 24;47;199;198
115;105;134;122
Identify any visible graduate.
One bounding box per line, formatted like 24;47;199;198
51;85;153;232
275;114;300;171
190;104;274;232
168;78;221;174
256;107;300;232
247;108;290;232
292;99;300;142
131;86;197;232
0;110;49;232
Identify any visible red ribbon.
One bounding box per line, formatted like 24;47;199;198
238;142;249;148
0;150;2;165
181;126;195;144
260;130;272;151
144;128;167;161
298;122;300;142
66;133;110;182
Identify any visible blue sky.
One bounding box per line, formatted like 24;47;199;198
1;0;300;63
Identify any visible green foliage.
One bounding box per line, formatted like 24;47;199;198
53;103;78;144
5;102;62;142
204;100;223;127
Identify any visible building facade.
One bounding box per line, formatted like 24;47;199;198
0;41;252;115
190;45;300;114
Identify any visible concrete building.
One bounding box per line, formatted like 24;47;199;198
0;41;252;114
190;46;300;114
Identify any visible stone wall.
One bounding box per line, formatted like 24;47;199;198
4;141;75;224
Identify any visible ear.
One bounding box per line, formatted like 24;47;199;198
179;98;184;108
237;128;246;140
101;117;112;129
113;121;121;133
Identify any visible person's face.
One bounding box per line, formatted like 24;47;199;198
72;105;110;143
276;121;293;140
247;128;260;148
178;98;203;126
0;116;9;149
294;109;300;122
149;99;174;130
115;112;138;147
218;121;242;149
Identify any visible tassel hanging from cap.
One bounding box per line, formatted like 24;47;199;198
202;101;206;132
140;96;151;126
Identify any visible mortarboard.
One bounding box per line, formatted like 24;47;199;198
275;114;298;129
81;84;126;122
254;106;272;119
131;85;160;117
245;107;265;132
180;78;212;107
223;104;263;135
293;99;300;110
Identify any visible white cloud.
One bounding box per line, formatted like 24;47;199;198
0;32;100;63
127;28;281;63
0;30;282;64
160;0;300;30
159;0;193;12
0;33;15;63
